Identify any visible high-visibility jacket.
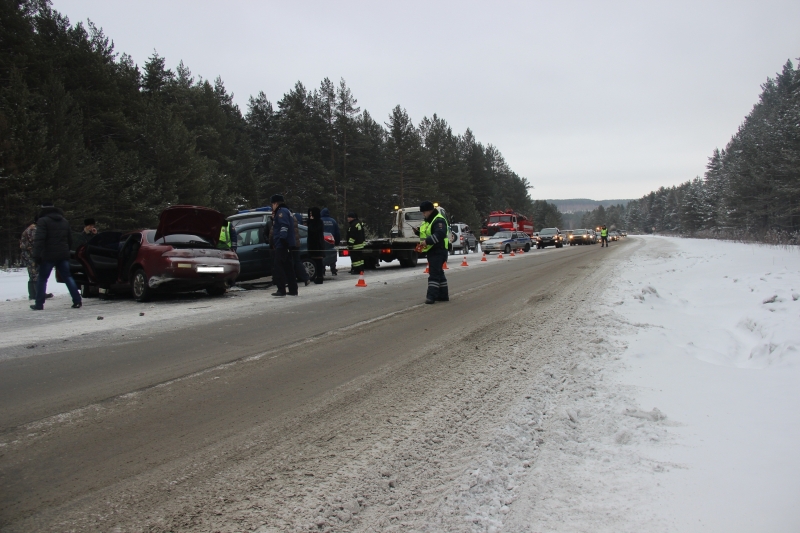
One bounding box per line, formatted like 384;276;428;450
347;220;365;250
600;228;608;238
218;222;233;249
419;210;449;252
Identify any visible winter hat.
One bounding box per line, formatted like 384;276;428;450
84;218;96;226
347;212;358;219
419;201;434;212
270;194;285;204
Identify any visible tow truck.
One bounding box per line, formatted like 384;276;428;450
340;204;449;269
480;209;535;242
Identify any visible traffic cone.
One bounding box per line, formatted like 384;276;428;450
461;257;469;267
355;271;367;287
443;261;449;270
424;263;429;274
481;253;487;262
498;252;504;259
510;250;516;257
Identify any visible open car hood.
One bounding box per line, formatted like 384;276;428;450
154;205;226;245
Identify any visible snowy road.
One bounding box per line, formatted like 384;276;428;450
2;236;798;532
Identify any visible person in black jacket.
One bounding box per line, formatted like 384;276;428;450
31;202;82;310
320;208;340;275
307;207;325;284
346;212;365;274
418;201;450;304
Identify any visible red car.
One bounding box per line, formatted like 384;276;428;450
69;206;240;301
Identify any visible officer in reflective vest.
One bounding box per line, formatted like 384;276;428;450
418;201;450;304
218;221;237;252
600;225;609;247
346;212;365;274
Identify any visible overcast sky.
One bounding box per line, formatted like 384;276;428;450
52;0;800;201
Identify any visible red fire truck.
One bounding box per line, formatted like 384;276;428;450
480;209;535;242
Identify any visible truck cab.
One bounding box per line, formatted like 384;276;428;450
390;205;449;238
481;209;534;242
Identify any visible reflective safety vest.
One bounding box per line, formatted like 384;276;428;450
348;222;365;250
419;211;449;252
218;222;232;249
600;228;608;238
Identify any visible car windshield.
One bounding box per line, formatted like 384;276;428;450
573;229;587;235
540;228;557;235
404;211;424;221
146;231;215;248
493;232;513;239
489;215;512;223
230;215;266;228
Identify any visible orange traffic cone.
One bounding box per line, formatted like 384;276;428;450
424;263;429;274
443;261;449;270
355;271;367;287
481;253;487;262
461;257;469;267
498;252;504;259
510;250;516;257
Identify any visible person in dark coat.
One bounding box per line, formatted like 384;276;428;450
72;218;98;251
269;194;298;297
306;207;325;284
31;202;82;310
320;208;340;276
417;201;450;304
346;212;365;274
291;213;310;286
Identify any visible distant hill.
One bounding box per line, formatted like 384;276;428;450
544;198;633;213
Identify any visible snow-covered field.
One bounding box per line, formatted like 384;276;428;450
0;268;72;301
501;236;800;532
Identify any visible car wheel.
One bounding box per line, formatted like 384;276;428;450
303;259;316;279
504;244;511;254
206;284;227;297
131;268;152;302
524;243;531;252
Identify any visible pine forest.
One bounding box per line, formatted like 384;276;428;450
0;1;538;263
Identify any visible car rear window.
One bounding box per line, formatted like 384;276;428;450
540;228;557;235
146;231;214;248
405;211;424;221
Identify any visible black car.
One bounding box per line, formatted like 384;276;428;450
235;222;337;282
568;228;595;245
536;228;563;249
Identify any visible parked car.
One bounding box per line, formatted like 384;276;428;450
536;228;563;249
69;205;240;301
235;221;337;282
450;223;478;254
568;228;594;245
481;231;532;254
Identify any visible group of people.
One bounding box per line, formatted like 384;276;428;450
19;197;452;308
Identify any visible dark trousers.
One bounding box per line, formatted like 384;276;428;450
272;247;298;295
36;259;81;308
291;248;309;283
426;249;449;301
311;257;324;284
601;237;608;247
349;249;364;272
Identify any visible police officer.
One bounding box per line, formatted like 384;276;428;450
270;194;298;297
346;212;365;274
218;220;237;252
418;201;449;304
600;225;609;247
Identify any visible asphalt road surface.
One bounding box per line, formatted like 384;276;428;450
0;239;634;531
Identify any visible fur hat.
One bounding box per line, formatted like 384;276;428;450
347;212;358;219
419;201;434;212
270;194;285;204
84;218;96;226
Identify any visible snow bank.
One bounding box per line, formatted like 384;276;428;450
1;269;72;301
501;236;800;532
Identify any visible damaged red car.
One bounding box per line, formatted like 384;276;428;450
69;206;240;301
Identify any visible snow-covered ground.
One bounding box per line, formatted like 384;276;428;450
500;236;800;532
0;268;72;301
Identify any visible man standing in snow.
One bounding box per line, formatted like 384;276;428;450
269;194;298;297
418;201;450;304
600;225;609;247
320;208;340;275
19;219;53;301
31;202;82;310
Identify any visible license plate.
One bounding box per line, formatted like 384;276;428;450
196;266;224;273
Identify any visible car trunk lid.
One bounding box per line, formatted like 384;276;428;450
154;205;225;245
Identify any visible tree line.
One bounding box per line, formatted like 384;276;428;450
580;58;800;243
0;0;536;264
